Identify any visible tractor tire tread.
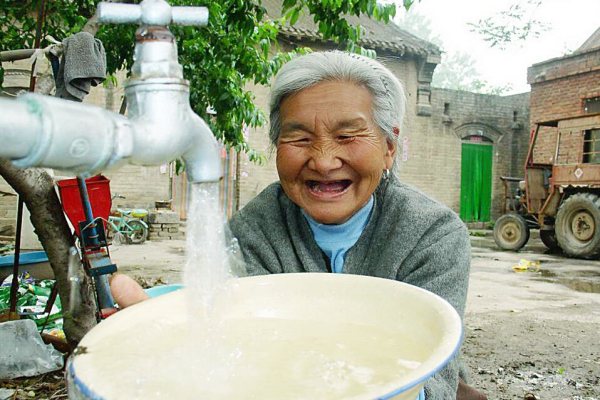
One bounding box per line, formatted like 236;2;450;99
555;192;600;259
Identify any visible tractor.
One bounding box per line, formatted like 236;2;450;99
493;113;600;258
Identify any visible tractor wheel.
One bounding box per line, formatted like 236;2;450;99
555;193;600;258
127;220;148;244
539;230;560;251
493;214;530;251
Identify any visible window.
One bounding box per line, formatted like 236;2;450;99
465;135;493;144
443;102;450;115
583;129;600;163
584;97;600;114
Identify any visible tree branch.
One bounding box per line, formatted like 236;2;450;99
0;160;97;346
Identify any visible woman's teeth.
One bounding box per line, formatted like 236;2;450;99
307;180;351;192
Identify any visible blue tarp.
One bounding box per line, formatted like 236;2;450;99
0;251;48;267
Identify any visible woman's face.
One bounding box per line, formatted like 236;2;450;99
276;80;396;224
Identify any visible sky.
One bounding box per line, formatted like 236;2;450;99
395;0;600;94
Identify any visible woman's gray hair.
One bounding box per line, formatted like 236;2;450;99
269;50;406;175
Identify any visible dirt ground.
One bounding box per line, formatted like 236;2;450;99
463;236;600;400
2;234;599;399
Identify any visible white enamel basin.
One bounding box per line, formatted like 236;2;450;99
67;273;462;400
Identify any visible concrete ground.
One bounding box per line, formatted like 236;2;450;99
464;232;600;400
109;238;187;286
107;231;600;400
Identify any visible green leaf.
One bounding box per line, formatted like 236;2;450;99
289;7;301;26
366;1;375;16
282;0;297;13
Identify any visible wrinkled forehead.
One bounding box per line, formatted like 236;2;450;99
280;80;374;115
280;78;374;109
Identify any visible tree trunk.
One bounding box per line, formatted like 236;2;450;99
0;160;97;346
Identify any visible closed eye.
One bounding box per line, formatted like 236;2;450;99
280;136;311;146
337;134;357;143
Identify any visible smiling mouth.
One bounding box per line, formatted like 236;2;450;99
306;180;352;194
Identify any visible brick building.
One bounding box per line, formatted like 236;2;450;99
501;27;600;257
426;89;529;220
527;27;600;165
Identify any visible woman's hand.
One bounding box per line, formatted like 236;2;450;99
109;273;149;309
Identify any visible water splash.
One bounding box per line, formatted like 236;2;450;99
180;182;245;389
183;182;242;317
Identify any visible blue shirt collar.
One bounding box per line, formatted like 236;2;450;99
302;196;374;273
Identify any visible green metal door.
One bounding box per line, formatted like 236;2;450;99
460;142;493;222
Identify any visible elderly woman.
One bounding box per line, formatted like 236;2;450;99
112;51;485;400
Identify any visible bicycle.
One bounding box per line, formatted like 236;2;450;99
107;195;149;245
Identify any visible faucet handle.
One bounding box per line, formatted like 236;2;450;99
97;0;208;27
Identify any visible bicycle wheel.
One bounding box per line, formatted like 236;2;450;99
127;220;148;244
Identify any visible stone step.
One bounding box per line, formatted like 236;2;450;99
0;235;14;243
0;218;15;236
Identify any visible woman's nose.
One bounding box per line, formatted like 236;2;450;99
307;142;343;173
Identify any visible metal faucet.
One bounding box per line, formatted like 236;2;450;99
0;0;222;183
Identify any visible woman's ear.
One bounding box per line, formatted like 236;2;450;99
384;136;397;170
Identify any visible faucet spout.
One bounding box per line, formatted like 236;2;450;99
184;115;223;183
124;79;222;183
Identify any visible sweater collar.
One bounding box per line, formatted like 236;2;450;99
301;195;374;236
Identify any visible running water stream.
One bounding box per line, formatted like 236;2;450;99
183;182;243;317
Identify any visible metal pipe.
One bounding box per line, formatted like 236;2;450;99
96;3;142;24
183;114;222;183
171;7;209;26
29;0;47;92
0;86;221;182
9;198;24;314
77;178;100;247
97;0;208;26
0;94;133;176
0;49;35;62
95;275;115;313
0;100;42;159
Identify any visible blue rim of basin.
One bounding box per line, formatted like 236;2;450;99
376;327;463;399
144;284;183;298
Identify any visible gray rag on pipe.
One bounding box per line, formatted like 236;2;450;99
55;32;106;102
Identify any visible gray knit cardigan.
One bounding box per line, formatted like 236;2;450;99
229;177;471;400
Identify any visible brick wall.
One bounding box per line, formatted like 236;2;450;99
103;165;171;210
425;89;530;217
528;48;600;164
0;181;17;237
237;78;278;208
